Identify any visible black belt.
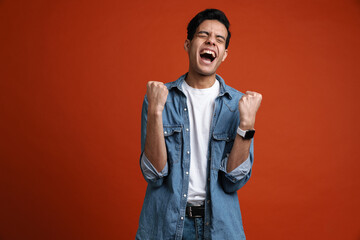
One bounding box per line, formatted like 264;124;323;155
186;205;205;218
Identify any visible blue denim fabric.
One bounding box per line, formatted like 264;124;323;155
136;74;254;240
183;217;204;240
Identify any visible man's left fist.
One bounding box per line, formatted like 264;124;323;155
238;91;262;130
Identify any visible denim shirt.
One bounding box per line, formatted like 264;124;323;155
136;74;254;240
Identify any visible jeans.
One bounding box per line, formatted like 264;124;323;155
182;217;204;240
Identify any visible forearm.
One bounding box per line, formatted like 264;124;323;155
228;90;261;172
144;110;167;172
227;134;251;172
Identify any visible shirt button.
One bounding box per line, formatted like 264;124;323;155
186;128;189;132
187;151;190;154
184;108;187;111
181;217;184;220
183;194;187;197
205;222;209;226
208;177;210;181
186;171;189;175
207;200;210;204
164;131;167;134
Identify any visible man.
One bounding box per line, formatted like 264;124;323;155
136;9;262;240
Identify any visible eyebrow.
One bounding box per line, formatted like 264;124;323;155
198;31;226;41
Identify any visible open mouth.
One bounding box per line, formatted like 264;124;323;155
200;49;216;62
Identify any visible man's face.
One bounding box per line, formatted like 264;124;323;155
185;20;228;77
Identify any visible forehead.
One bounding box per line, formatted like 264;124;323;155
196;20;228;37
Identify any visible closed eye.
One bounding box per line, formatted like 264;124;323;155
198;31;209;38
216;35;226;43
217;38;225;44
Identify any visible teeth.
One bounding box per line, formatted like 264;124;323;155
201;49;216;58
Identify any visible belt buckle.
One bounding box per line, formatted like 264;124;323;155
189;206;193;217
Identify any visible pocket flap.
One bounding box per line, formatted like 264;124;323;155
163;125;182;137
212;132;235;142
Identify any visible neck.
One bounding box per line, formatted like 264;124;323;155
185;70;216;89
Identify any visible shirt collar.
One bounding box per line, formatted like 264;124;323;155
167;73;233;99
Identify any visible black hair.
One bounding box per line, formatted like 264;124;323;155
187;9;231;49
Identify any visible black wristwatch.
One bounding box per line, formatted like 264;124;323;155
237;127;255;140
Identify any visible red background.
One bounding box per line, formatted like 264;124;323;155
1;0;360;239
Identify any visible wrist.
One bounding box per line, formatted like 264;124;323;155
239;121;254;130
147;109;163;118
237;127;255;140
148;105;164;116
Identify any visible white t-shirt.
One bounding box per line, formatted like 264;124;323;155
182;79;220;205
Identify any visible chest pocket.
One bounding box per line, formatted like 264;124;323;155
163;125;182;164
211;132;236;169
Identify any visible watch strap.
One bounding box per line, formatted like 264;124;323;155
237;127;255;139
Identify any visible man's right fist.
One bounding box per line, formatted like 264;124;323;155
146;81;169;114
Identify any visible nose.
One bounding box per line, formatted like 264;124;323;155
206;34;216;46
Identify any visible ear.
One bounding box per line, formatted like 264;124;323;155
221;49;228;62
184;39;190;52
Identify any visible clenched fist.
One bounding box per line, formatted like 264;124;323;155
146;81;169;114
239;91;262;130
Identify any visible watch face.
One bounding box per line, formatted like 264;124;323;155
244;130;255;139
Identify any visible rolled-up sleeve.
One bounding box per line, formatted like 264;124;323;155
140;152;169;181
220;155;251;182
219;139;254;193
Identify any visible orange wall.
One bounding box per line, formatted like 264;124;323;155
1;0;359;239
